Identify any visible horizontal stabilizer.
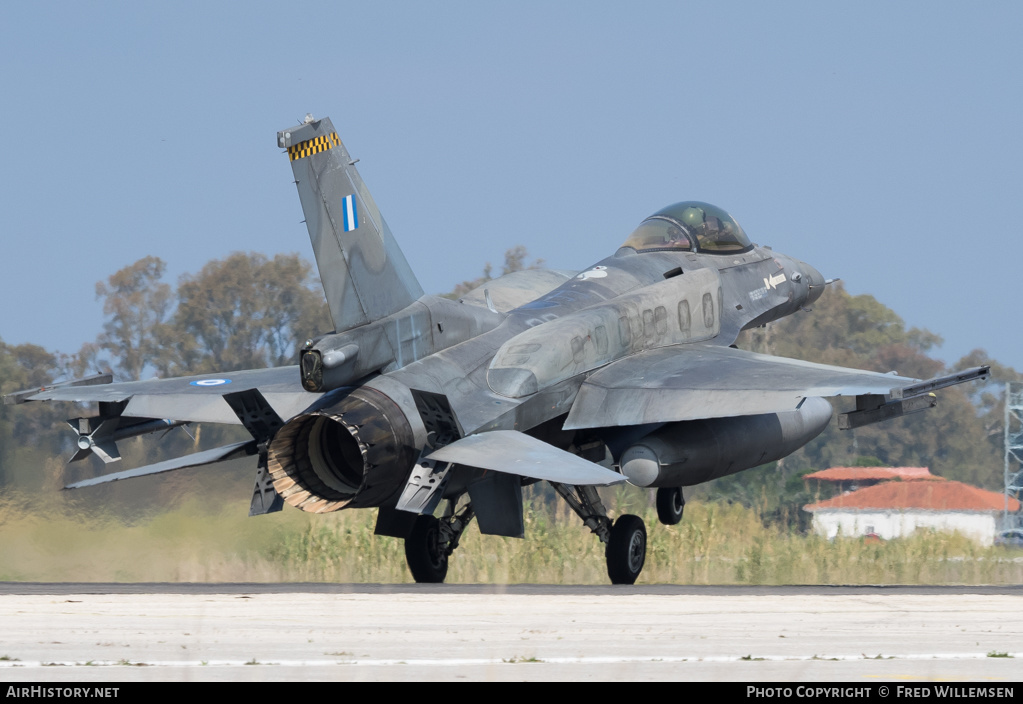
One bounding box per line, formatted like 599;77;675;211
425;430;625;486
65;440;256;490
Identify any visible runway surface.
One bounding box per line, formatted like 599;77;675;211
0;584;1021;682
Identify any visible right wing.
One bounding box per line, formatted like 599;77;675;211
564;342;986;429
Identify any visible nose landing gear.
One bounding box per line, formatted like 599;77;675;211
656;486;685;525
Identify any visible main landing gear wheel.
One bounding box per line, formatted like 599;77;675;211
404;514;448;583
606;514;646;585
656;487;685;526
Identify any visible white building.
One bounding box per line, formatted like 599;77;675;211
804;480;1019;546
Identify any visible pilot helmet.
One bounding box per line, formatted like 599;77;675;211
679;206;705;229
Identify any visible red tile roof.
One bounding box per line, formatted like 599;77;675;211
804;466;940;482
804;481;1020;513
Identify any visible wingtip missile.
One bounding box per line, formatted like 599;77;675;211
838;366;991;429
3;373;113;406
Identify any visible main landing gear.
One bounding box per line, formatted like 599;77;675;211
402;484;671;585
404;498;475;583
606;514;647;585
551;482;647;585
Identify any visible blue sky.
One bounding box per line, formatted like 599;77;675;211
1;1;1020;373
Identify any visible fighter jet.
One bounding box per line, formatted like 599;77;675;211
4;115;989;584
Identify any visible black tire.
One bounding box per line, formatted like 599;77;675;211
404;514;448;583
606;514;646;585
656;487;685;526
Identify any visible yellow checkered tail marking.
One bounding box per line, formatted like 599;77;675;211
287;132;340;161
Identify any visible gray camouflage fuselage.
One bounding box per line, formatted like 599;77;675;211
292;211;829;510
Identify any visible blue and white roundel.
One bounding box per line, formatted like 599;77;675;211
189;378;232;387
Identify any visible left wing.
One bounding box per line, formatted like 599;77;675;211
564;343;987;429
7;368;316;504
11;366;321;424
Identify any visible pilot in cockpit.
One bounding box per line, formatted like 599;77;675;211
665;224;688;245
620;201;752;254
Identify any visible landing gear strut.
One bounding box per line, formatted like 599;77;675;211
551;482;647;585
404;498;475;583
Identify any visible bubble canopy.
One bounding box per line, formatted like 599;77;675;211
621;201;753;254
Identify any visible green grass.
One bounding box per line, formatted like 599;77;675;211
0;486;1021;584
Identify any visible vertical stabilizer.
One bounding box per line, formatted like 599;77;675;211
278;116;424;332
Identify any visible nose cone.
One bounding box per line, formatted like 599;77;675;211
802;262;826;305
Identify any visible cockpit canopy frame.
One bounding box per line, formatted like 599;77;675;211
621;201;753;255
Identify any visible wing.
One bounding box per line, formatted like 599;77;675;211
7;367;320;500
13;366;321;424
563;342;983;429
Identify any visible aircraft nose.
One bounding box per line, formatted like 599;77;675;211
803;262;826;305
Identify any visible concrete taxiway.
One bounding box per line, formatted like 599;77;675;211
0;584;1020;681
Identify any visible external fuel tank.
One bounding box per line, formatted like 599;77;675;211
618;397;833;487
